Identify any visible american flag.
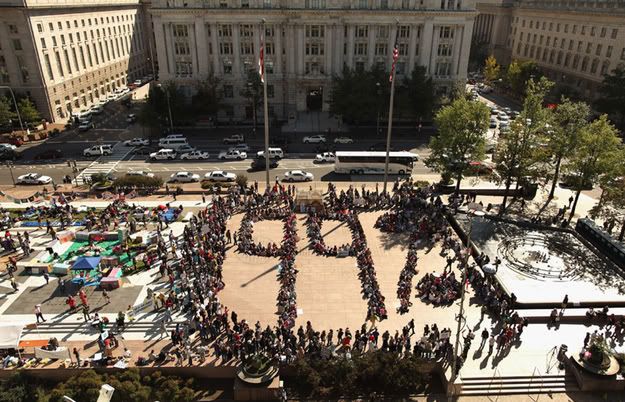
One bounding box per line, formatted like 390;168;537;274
258;28;265;83
389;30;399;83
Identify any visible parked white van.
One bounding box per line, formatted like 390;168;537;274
256;148;284;160
158;137;189;149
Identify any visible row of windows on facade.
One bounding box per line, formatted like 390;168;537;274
50;64;145;96
0;54;29;84
32;13;140;34
196;23;452;40
216;0;460;10
515;42;620;77
515;18;619;40
37;24;144;49
41;33;144;82
515;30;625;61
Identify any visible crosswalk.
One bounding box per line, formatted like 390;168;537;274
75;142;132;185
21;320;185;338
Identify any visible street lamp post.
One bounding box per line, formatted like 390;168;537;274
157;83;174;133
376;82;381;135
449;209;485;395
0;86;25;134
5;161;15;187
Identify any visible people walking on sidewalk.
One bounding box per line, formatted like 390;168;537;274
34;304;46;323
82;304;91;321
102;289;111;304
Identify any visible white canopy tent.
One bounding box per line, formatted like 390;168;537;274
0;324;23;350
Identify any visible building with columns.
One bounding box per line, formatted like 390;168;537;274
474;0;625;99
150;0;477;122
0;0;154;123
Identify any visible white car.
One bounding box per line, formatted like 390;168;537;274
123;138;149;147
78;121;94;132
17;173;52;185
126;170;154;178
0;144;17;151
333;136;353;144
169;171;200;183
149;149;176;160
180;150;209;160
83;145;112;156
126;114;137;124
176;144;197;154
314;152;336;163
90;105;104;114
204;170;236;182
284;170;314;182
228;143;250;153
218;150;247;160
303;135;326;144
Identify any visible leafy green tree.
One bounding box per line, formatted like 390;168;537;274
329;67;388;125
494;77;554;212
400;66;434;120
504;60;542;97
564;115;623;220
0;96;15;127
48;370;104;402
191;76;221;118
469;40;489;72
239;70;263;131
17;97;40;124
483;55;500;84
596;65;625;128
425;97;490;194
540;98;590;201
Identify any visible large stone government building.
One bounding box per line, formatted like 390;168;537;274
150;0;477;122
0;0;154;123
474;0;625;99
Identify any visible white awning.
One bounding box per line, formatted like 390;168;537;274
0;324;23;349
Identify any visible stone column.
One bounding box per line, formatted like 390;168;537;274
452;25;463;76
194;20;208;78
275;23;283;75
346;25;355;68
334;23;344;73
285;24;296;76
457;20;474;80
325;24;333;75
429;26;440;75
297;25;305;76
210;23;220;74
367;24;376;68
167;23;176;77
232;23;241;76
408;24;418;73
419;18;434;74
153;17;169;77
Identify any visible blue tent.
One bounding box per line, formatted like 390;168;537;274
72;256;101;270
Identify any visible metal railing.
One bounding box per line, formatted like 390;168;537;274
528;366;543;402
486;367;502;402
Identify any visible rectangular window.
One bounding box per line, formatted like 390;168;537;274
79;46;86;69
398;43;408;56
399;25;410;38
612;29;618;39
265;42;274;55
40;38;47;49
375;43;387;56
220;42;232;55
37;23;43;33
306;25;325;38
355;25;368;38
437;43;452;57
71;48;79;71
591;26;596;36
64;49;72;73
16;55;28;82
440;26;453;39
55;51;64;76
240;24;254;37
607;46;613;58
223;85;233;98
377;26;389;39
223;62;232;73
49;22;54;31
86;46;93;66
354;43;367;55
61;35;66;45
601;27;607;38
240;43;254;55
44;54;54;80
8;25;18;34
12;39;22;51
218;25;232;37
306;42;324;55
596;44;602;56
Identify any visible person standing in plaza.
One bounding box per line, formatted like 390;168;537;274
102;289;111;305
73;347;81;367
34;304;46;323
480;328;489;350
10;278;18;292
159;319;168;339
488;334;495;355
42;271;49;285
82;304;91;322
58;278;66;295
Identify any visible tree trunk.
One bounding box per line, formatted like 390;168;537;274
568;189;582;221
454;173;462;197
501;175;512;214
619;217;625;242
548;157;562;201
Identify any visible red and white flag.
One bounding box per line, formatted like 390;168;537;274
389;30;399;83
258;28;265;83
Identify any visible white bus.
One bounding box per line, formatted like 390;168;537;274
334;151;418;175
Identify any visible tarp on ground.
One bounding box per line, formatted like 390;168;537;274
0;324;23;349
72;256;101;270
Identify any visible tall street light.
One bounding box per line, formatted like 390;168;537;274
376;82;381;135
0;86;25;134
156;83;174;133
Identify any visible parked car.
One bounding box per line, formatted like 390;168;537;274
0;149;20;161
78;121;94;132
90;105;104;114
223;134;245;144
256;148;284;159
133;146;158;155
314;152;336;163
204;170;236;182
149;149;177;160
180;150;209;160
284;170;314;182
17;173;52;185
228;143;250;153
126;114;137;124
467;161;495;176
0;144;17;151
83;145;112;156
334;136;353;144
303;135;326;144
33;149;63;160
175;144;197;154
169;171;200;183
218;150;247;160
250;157;279;171
126;170;154;178
123;138;150;147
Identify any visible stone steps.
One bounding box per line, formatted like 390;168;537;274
460;373;578;396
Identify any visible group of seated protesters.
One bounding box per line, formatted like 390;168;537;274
305;213;353;257
416;271;461;306
277;213;299;330
236;206;291;257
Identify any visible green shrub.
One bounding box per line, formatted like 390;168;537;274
113;175;164;190
414;180;430;188
236;174;248;189
91;172;109;184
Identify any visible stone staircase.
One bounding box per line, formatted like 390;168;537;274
460;373;579;396
75;141;131;185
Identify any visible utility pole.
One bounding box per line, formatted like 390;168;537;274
383;21;400;194
260;19;270;188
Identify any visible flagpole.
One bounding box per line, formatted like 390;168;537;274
261;19;270;189
383;21;399;194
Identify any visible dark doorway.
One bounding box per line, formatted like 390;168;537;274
306;87;323;111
